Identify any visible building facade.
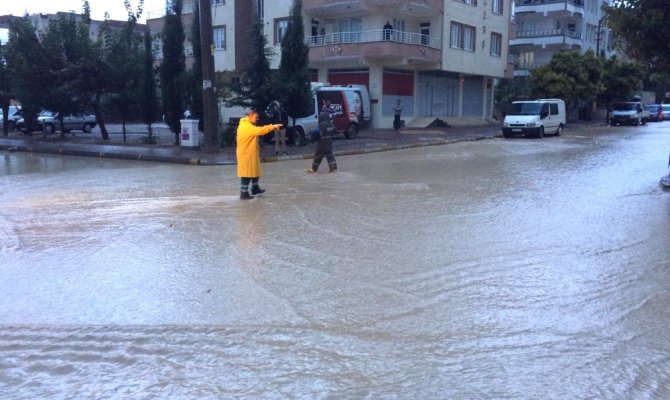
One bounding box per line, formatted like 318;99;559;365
509;0;614;77
151;0;511;128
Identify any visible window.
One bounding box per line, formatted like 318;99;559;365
490;32;502;56
211;0;224;5
336;17;362;43
213;26;226;50
257;0;264;19
456;0;477;5
492;0;503;14
450;22;476;51
275;18;288;45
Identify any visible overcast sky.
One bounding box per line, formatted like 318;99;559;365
1;1;166;43
0;0;166;22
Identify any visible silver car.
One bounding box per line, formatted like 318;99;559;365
17;110;97;134
662;104;670;121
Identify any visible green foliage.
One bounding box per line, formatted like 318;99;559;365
0;40;11;134
5;17;51;132
276;0;312;122
160;0;186;136
188;2;203;131
142;28;158;130
224;18;275;113
531;50;603;107
100;14;145;129
494;77;532;118
605;0;670;72
599;56;643;104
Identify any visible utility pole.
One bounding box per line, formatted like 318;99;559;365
199;0;219;152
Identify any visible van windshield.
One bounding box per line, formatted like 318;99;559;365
509;102;541;116
613;102;636;111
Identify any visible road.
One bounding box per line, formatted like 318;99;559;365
1;121;669;398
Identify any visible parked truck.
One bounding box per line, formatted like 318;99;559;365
610;100;649;126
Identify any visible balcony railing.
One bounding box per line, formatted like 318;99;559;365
515;28;581;39
307;29;440;49
515;0;583;6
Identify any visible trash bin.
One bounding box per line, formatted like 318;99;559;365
180;119;200;148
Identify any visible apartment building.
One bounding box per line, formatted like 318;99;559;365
153;0;510;128
510;0;614;76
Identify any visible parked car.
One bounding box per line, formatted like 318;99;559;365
645;104;664;122
17;110;97;134
0;106;22;131
662;104;670;121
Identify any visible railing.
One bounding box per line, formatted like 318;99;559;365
515;0;583;6
307;29;440;49
515;28;581;39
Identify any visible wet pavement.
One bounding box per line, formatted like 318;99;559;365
0;121;502;164
2;121;670;398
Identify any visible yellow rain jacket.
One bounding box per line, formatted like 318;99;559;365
236;116;276;177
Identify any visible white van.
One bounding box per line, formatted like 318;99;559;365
292;84;371;140
610;101;649;126
502;99;566;138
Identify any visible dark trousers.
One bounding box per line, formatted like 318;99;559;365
312;138;337;171
394;114;401;130
240;177;259;193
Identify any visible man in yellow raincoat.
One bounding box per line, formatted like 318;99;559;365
236;110;283;200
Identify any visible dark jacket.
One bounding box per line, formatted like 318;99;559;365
318;111;335;140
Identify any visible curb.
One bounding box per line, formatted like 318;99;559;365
1;132;500;165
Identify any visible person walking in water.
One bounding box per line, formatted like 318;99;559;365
236;110;283;200
306;111;338;173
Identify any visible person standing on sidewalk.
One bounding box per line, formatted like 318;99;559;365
236;110;283;200
393;99;402;131
306;111;337;173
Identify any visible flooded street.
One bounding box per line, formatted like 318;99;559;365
1;123;670;398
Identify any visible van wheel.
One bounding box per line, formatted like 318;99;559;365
83;123;93;133
345;123;358;139
537;126;544;139
555;125;563;136
43;123;55;134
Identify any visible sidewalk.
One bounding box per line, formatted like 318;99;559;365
0;122;503;165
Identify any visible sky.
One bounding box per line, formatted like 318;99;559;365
0;0;166;22
1;1;166;43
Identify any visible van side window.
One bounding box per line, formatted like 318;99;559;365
541;104;549;115
550;103;558;115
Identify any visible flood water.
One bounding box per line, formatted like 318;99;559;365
1;123;670;398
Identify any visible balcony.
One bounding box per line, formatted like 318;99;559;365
510;28;582;49
514;0;584;17
304;0;442;19
307;29;441;67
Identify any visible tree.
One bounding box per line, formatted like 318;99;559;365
141;27;159;142
605;0;670;73
102;4;145;140
0;39;12;135
531;50;604;116
160;0;186;143
5;17;52;134
225;18;275;114
276;0;312;145
599;56;644;121
188;1;203;132
40;12;91;133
